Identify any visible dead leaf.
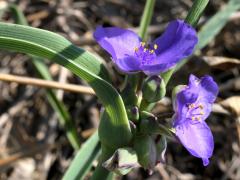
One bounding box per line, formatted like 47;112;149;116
202;56;240;70
220;96;240;116
220;96;240;143
219;77;240;92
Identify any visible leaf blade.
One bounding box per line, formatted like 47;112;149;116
0;22;132;147
197;0;240;49
63;132;101;180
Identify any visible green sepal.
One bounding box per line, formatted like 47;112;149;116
102;148;139;175
156;136;167;163
127;106;139;122
133;134;157;170
142;75;166;103
140;111;156;120
139;115;173;138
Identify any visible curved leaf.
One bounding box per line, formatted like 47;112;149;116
0;22;132;147
63;132;100;180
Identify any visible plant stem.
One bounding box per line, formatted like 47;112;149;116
139;0;156;40
185;0;209;26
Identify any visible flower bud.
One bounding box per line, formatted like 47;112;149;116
127;106;139;122
133;134;157;170
102;148;139;175
142;75;166;103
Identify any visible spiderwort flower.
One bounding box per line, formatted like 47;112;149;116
172;74;218;166
94;20;198;75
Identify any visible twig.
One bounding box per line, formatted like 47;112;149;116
0;73;95;95
57;67;69;99
0;142;57;167
26;10;49;22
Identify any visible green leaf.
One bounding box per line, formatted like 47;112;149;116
8;4;81;150
0;22;132;148
197;0;240;49
63;132;100;180
8;4;28;25
139;0;156;40
185;0;209;27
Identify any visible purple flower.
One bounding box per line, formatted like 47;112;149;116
172;74;218;166
94;20;198;75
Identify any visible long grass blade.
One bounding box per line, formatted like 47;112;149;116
197;0;240;49
63;132;100;180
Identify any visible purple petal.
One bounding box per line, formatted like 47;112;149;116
93;26;141;61
194;100;212;122
173;86;199;126
199;76;219;103
141;63;176;75
189;74;218;103
148;20;197;71
114;56;141;73
177;86;198;105
175;121;214;166
203;158;209;166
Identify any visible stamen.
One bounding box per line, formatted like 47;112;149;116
154;44;158;50
199;104;204;109
144;48;147;52
134;47;139;52
196;117;201;121
141;42;146;47
191;116;195;120
150;50;154;54
200;111;204;115
170;128;176;133
188;103;195;109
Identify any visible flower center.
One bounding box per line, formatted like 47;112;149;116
187;103;204;121
133;42;158;65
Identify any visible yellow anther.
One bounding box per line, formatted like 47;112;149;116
191;116;195;120
144;48;147;52
188;103;195;109
196;117;201;121
199;104;204;109
170;128;176;133
200;111;204;115
141;42;146;47
134;47;139;52
150;50;154;54
154;44;158;50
